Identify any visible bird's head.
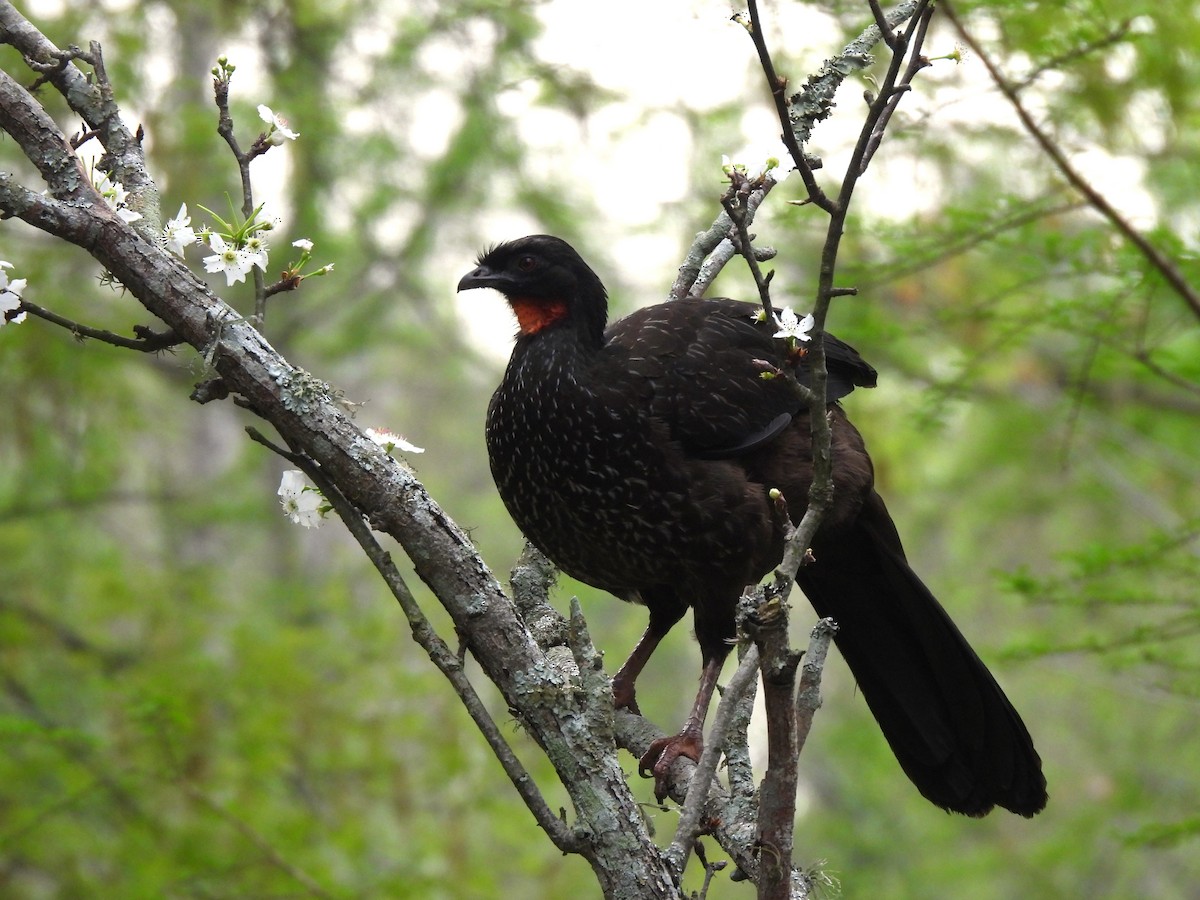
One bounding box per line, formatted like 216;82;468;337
457;235;608;342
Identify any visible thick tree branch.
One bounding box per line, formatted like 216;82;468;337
0;5;157;227
745;599;800;900
246;431;583;855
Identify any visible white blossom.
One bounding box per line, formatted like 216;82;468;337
163;204;198;256
1;261;28;326
277;470;326;528
243;233;270;271
772;307;814;342
365;427;424;454
203;233;254;286
257;104;299;144
92;170;142;223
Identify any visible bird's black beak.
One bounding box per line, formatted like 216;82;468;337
457;265;513;294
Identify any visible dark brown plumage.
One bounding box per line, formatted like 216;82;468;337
458;234;1047;817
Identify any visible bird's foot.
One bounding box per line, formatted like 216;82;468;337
611;677;641;716
638;729;703;801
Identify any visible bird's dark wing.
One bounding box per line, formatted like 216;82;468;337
808;332;878;401
600;297;875;459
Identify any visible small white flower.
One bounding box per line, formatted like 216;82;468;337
92;170;142;223
277;470;326;528
163;203;198;256
291;238;314;253
203;233;254;286
243;233;270;271
365;427;424;454
1;261;28;327
93;171;127;206
257;104;299;143
772;307;814;342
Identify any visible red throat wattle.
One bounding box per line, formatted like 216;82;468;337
509;297;567;335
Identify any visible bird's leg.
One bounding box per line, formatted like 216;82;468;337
611;626;663;715
638;653;726;801
612;599;688;714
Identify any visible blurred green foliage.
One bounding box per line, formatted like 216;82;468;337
2;1;1198;897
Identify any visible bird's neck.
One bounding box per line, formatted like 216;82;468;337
508;296;569;336
510;289;607;351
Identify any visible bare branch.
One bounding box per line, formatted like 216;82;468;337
211;66;270;321
671;178;776;300
247;429;582;855
721;174;778;319
1012;19;1134;92
868;0;899;49
181;782;337;900
665;642;761;876
17;299;183;351
943;0;1200;323
794;619;837;757
0;8;157;230
745;0;834;213
786;0;924;148
858;4;935;174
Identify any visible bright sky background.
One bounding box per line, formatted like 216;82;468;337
23;0;1164;358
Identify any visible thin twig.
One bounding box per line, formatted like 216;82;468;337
859;4;935;174
721;177;777;319
1012;19;1134;92
868;0;898;49
671;179;776;300
1133;349;1200;399
848;196;1086;291
942;1;1200;323
245;428;581;854
18;300;184;351
787;0;935;562
745;0;834;213
690;240;776;300
212;71;270;322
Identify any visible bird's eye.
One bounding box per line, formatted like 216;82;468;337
516;255;537;272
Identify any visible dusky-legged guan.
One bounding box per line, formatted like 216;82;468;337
458;234;1047;817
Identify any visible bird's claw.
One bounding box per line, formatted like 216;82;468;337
638;732;703;801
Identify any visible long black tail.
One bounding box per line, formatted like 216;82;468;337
795;491;1048;817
